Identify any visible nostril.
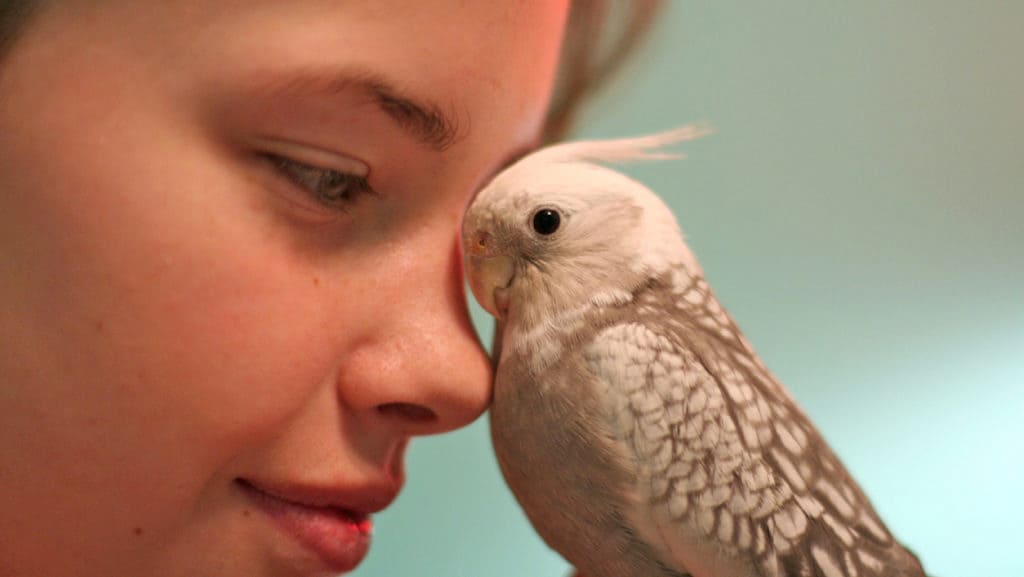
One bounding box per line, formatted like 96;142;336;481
378;402;438;424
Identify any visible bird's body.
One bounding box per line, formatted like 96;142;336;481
463;126;926;577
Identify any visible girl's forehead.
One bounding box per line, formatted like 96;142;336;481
193;1;568;163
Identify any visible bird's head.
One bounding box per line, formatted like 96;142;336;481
462;125;709;324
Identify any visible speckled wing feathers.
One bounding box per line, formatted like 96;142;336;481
581;271;924;577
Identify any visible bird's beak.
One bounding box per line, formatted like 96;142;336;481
465;231;515;320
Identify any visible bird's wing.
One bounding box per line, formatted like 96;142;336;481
581;278;922;577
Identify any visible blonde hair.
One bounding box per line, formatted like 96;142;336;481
544;0;664;142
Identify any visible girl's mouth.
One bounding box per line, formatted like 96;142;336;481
236;478;375;573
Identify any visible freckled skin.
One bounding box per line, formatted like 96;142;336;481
0;1;569;575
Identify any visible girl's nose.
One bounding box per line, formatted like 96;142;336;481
336;233;493;437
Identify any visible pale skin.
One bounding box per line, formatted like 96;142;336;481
0;1;570;576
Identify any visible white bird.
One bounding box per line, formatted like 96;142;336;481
462;126;926;577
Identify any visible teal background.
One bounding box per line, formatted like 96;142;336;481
355;3;1023;577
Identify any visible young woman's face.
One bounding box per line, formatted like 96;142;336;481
0;1;567;575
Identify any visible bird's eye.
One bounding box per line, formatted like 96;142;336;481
531;208;561;235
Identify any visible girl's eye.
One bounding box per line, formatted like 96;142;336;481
268;155;375;211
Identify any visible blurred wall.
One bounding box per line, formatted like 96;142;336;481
355;3;1023;576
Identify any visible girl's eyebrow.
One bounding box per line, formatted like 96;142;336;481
249;68;463;152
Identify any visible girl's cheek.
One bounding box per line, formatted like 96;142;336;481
30;133;345;467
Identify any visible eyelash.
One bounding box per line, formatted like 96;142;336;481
267;154;376;211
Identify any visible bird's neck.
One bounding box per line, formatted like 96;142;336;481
498;261;662;374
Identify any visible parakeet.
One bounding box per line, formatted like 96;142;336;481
462;126;926;577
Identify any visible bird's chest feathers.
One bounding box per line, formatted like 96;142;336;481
502;287;635;375
493;328;627;463
491;342;645;556
493;286;651;468
492;305;655;510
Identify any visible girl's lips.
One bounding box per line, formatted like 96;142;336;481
237;479;376;573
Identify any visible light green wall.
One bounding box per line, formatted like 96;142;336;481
355;3;1023;576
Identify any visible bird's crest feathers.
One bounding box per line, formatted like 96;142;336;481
530;123;713;166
